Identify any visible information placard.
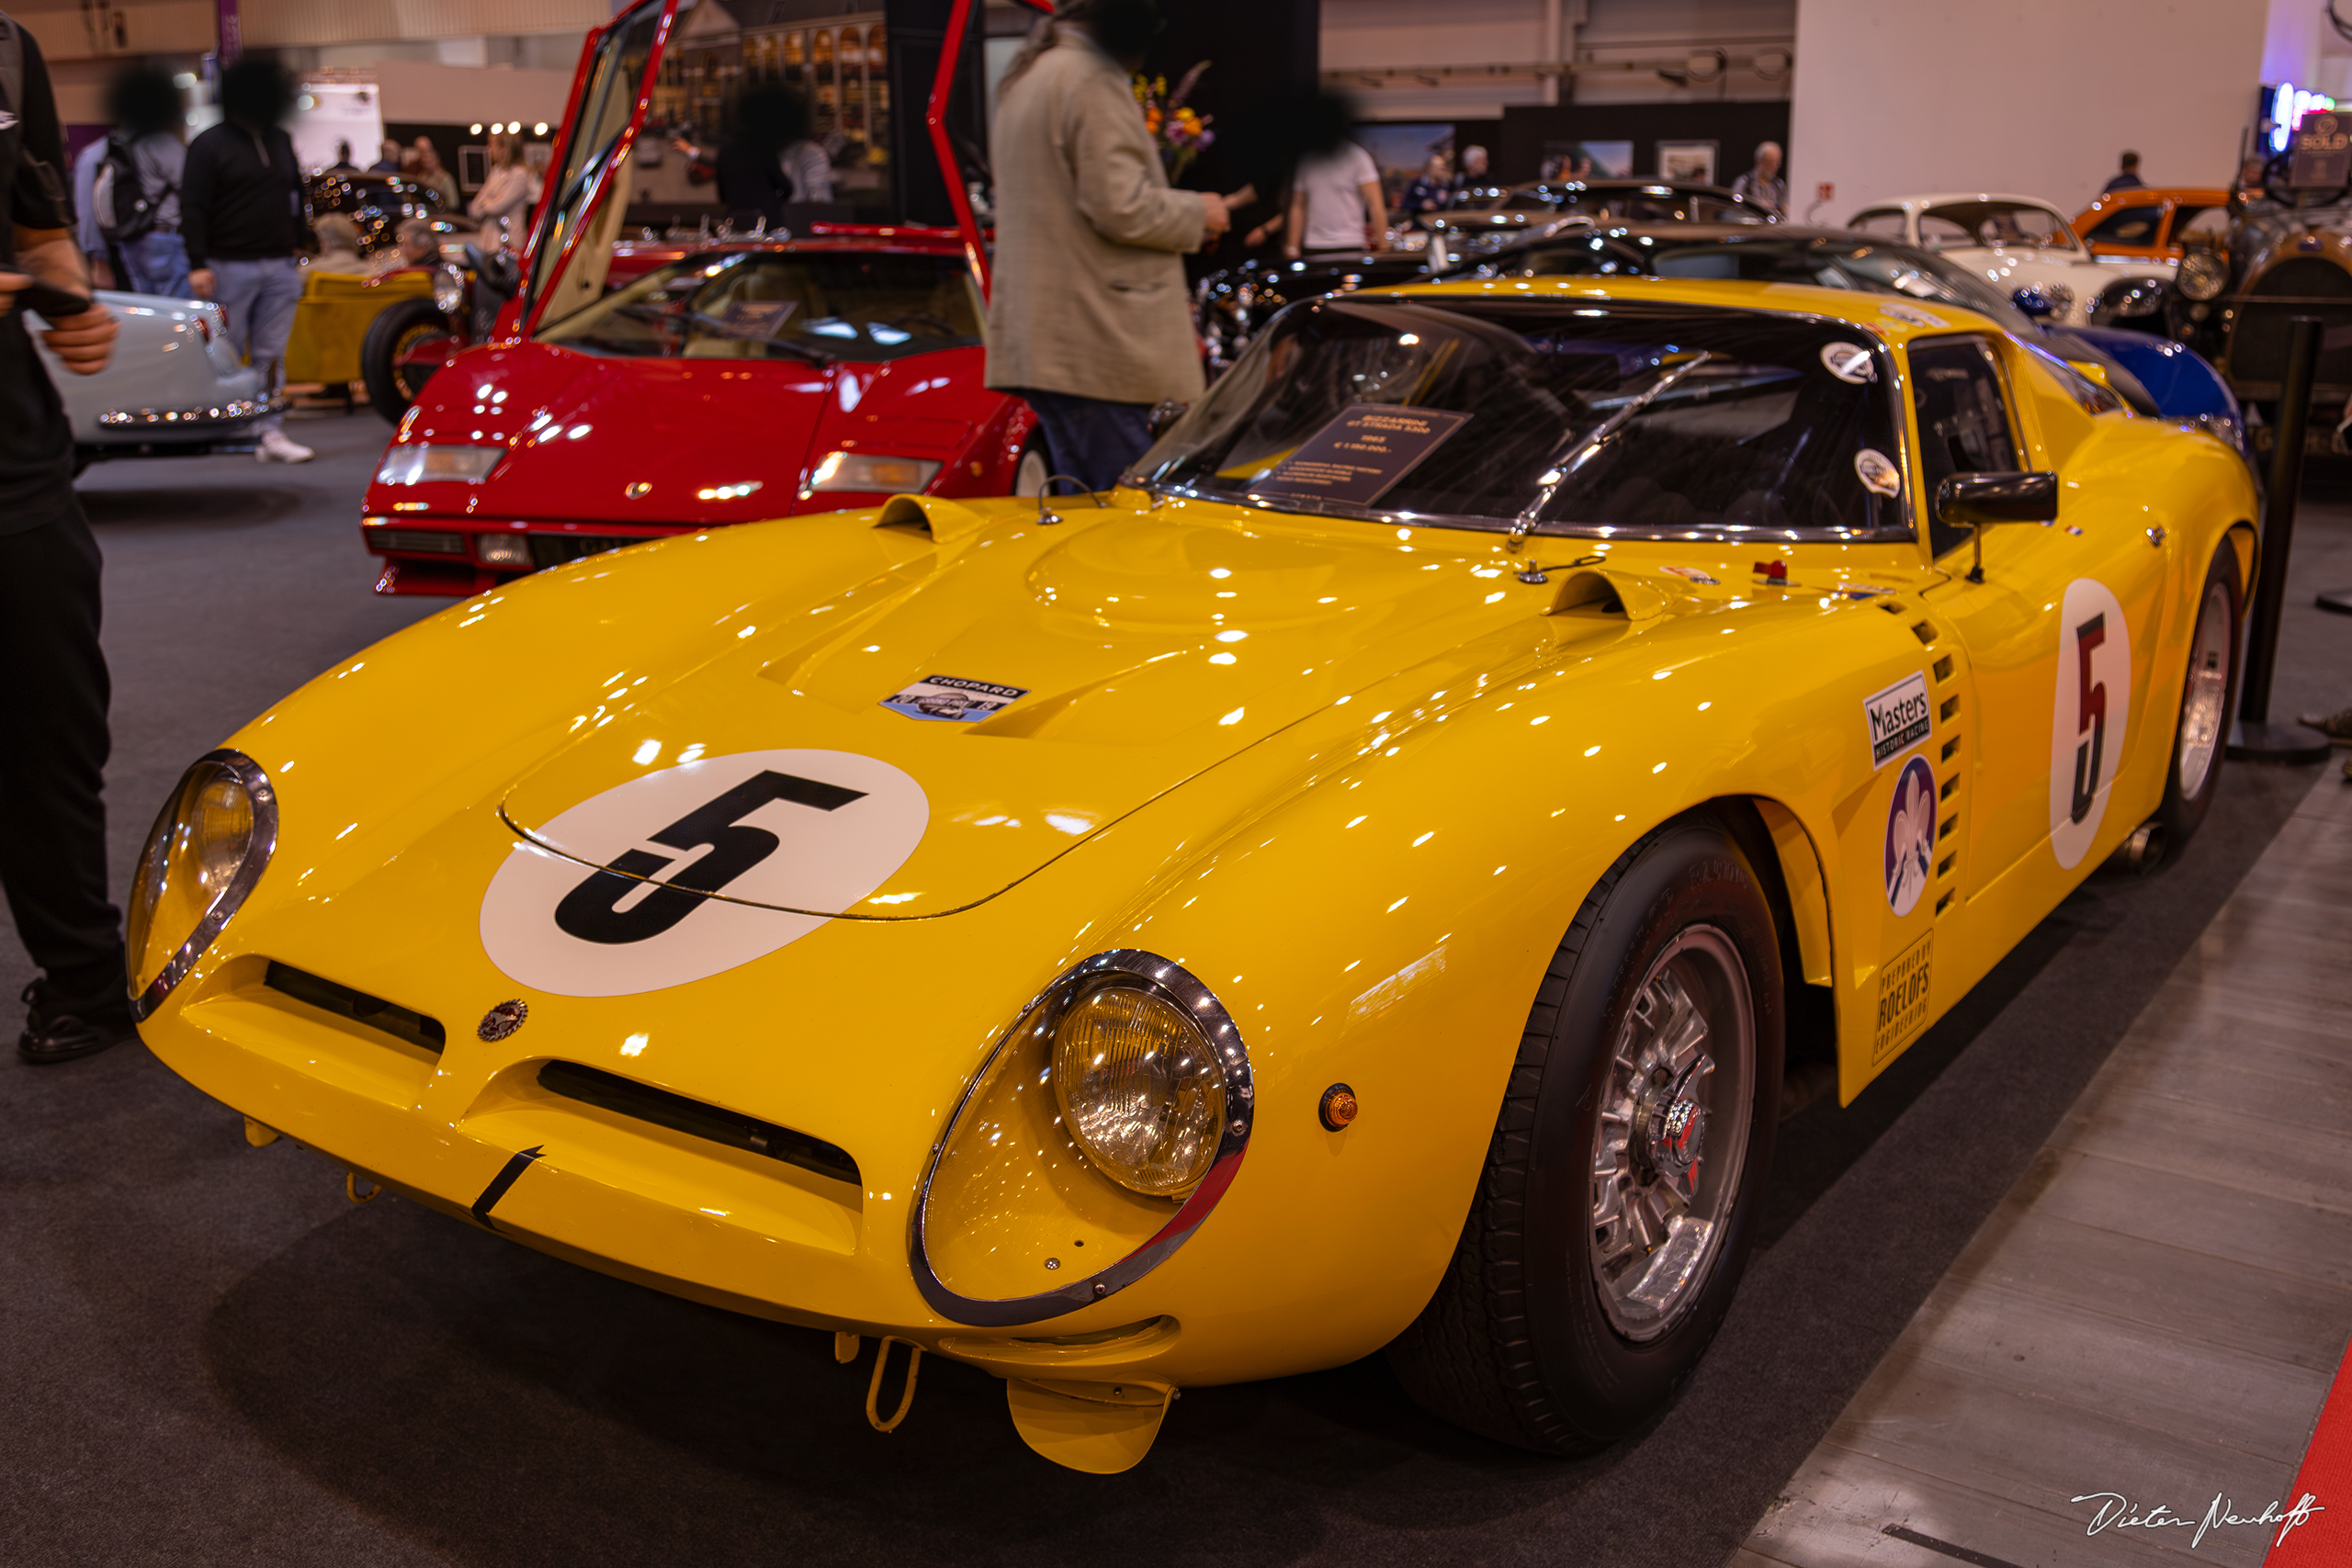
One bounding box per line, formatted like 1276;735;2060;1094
1250;404;1472;507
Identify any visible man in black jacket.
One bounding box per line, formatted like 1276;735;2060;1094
0;9;130;1063
183;58;311;463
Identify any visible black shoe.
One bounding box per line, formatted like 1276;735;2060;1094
2301;705;2352;744
17;978;138;1065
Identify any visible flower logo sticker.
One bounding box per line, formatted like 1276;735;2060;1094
1883;754;1938;917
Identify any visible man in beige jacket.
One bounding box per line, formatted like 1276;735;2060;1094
985;0;1227;491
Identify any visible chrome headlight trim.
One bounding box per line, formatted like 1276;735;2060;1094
910;949;1254;1328
2177;249;2228;302
130;749;278;1022
432;263;468;315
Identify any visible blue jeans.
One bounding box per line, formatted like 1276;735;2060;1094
1016;389;1156;493
208;255;301;433
120;231;190;299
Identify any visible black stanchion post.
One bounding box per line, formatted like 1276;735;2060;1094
2228;314;2335;762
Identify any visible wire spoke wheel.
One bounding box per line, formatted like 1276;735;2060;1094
1588;926;1753;1341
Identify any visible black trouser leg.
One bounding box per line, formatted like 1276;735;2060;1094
1017;389;1157;493
0;505;123;987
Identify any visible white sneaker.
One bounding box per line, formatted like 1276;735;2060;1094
256;429;314;464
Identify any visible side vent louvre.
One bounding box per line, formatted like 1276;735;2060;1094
265;962;445;1055
1923;625;1965;917
537;1060;861;1186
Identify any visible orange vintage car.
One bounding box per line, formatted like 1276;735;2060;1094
2071;186;2231;263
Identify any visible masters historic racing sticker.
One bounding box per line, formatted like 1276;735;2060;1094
880;674;1029;723
2049;579;2132;870
479;749;928;997
1883;754;1937;918
1864;670;1932;769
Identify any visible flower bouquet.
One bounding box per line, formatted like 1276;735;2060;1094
1135;62;1216;182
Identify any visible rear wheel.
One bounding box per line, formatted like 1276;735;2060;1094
361;298;461;423
2153;540;2243;848
1012;444;1049;498
1387;812;1783;1452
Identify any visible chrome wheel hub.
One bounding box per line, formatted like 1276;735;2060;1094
2177;580;2232;802
1588;926;1755;1341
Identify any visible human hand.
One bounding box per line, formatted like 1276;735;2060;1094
1198;190;1231;237
0;269;28;317
188;267;215;299
40;299;119;375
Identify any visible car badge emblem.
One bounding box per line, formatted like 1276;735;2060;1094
478;998;530;1042
624;481;652;498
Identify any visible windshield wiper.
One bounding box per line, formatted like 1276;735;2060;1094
1509;350;1712;549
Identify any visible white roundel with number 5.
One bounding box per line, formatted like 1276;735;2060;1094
2048;579;2132;870
480;750;929;998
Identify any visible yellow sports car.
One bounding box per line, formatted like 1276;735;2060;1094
130;275;2254;1473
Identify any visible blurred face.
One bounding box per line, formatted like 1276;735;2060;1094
1464;148;1487;176
1757;144;1781;178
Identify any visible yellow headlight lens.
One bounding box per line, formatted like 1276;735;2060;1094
129;761;259;998
1051;984;1227;1196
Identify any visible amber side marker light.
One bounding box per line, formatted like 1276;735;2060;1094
1319;1083;1359;1131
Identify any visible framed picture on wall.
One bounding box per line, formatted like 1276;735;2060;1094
1657;141;1719;184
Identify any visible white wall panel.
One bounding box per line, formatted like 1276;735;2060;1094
1789;0;2268;222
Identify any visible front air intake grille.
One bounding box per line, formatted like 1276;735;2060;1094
2233;259;2352;385
537;1060;861;1186
265;962;447;1054
527;534;640;570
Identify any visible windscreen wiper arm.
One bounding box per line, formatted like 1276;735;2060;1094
1509;350;1713;550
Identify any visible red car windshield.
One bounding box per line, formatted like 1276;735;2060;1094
538;250;985;364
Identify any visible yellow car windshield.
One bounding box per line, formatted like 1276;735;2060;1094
1134;297;1911;543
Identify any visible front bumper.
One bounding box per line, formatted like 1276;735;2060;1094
97;391;289;432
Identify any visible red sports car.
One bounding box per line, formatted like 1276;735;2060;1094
360;230;1041;594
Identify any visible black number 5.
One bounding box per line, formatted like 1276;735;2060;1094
553;771;868;944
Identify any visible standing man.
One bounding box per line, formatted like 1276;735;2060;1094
1730;141;1785;215
71;130;114;288
0;9;130;1062
182;58;312;464
1286;131;1384;258
103;65;187;299
986;0;1227;491
1455;143;1489;192
2103;151;2145;193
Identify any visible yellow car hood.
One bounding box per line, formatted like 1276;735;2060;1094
501;502;1524;918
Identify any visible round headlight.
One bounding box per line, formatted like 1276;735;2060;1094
1052;982;1227;1195
128;751;277;1017
2178;248;2228;302
432;264;467;315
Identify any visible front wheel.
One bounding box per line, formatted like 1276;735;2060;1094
361;298;462;423
1387;812;1783;1452
2152;538;2244;847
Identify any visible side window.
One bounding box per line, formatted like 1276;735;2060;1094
2086;205;2160;247
2165;204;2214;244
1849;209;1906;237
1908;337;2022;559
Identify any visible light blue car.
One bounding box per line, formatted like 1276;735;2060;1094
31;288;279;471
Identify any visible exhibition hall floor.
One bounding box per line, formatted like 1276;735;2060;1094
3;410;2348;1568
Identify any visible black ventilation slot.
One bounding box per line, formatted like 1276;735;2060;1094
537;1060;861;1186
265;962;446;1055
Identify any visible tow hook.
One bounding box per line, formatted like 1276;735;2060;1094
862;1336;923;1434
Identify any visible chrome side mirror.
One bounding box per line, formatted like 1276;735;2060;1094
1937;470;2060;582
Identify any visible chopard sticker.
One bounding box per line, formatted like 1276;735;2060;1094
1854;447;1902;497
2048;578;2132;870
478;749;929;998
1865;670;1933;769
1879;302;1944;329
1821;342;1877;383
1659;565;1721;585
1883;754;1938;917
880;674;1029;722
1872;930;1935;1063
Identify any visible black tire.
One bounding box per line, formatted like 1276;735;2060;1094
1388;810;1785;1453
361;298;460;423
2152;538;2244;849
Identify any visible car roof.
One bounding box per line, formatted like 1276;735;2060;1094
1375;273;2009;342
1864;193;2069;211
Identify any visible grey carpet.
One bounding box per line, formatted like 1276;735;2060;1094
1;411;2346;1565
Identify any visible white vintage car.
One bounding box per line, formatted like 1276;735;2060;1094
31;288;280;469
1847;193;2170;328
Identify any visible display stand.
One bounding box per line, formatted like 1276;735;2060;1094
2229;313;2335;763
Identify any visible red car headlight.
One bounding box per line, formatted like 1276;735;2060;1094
805;451;941;493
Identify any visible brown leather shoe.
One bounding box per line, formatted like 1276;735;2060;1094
17;979;138;1065
2299;705;2352;744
